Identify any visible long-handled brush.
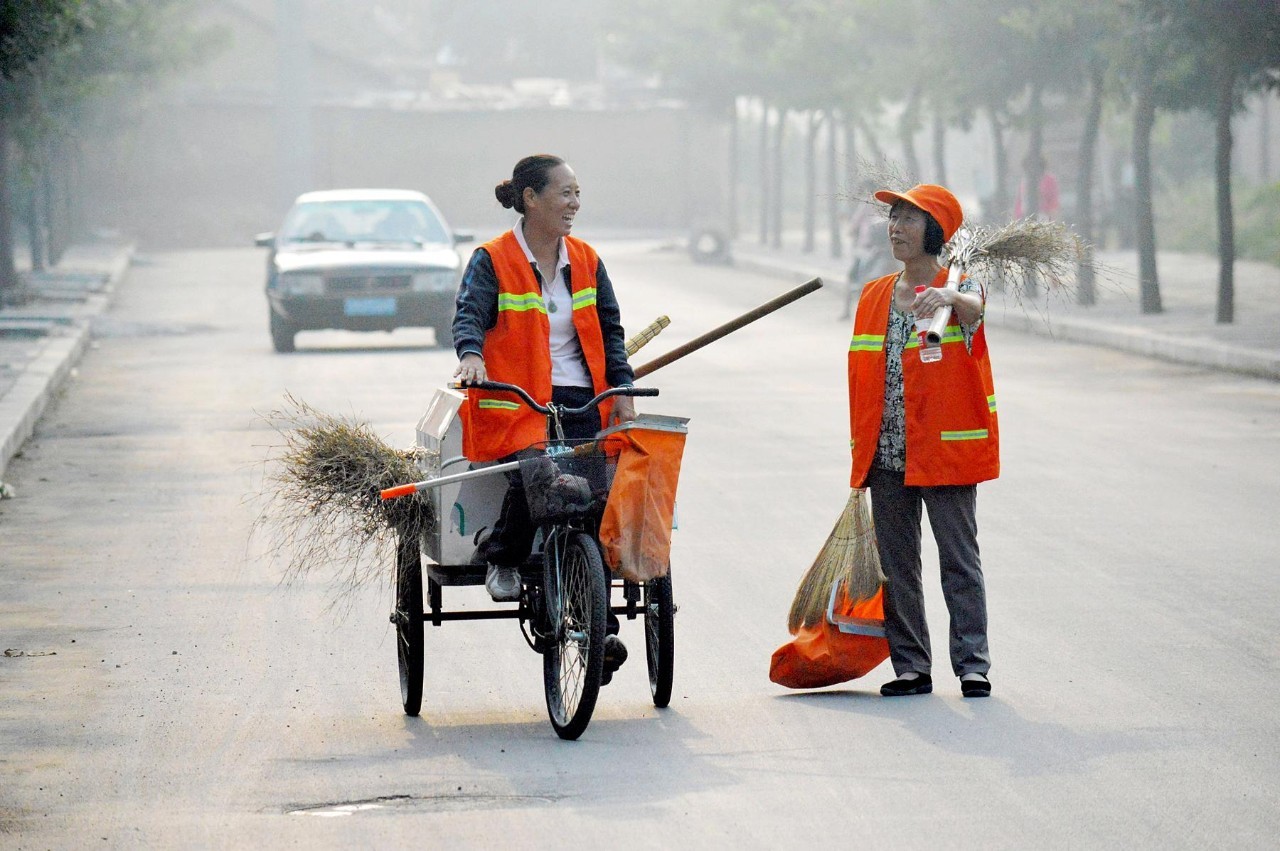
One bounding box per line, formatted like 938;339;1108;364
787;489;883;633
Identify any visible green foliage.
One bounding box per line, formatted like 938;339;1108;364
1155;178;1280;267
3;0;224;131
1240;182;1280;267
0;0;89;81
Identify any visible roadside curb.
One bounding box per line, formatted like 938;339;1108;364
990;309;1280;381
0;244;134;481
731;249;1280;382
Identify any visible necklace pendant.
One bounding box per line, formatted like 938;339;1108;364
547;299;558;313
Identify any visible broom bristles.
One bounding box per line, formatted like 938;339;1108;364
252;393;436;613
787;489;884;634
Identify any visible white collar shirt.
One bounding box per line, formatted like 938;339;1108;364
514;220;590;387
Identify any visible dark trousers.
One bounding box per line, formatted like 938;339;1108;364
484;385;600;568
866;467;990;678
483;385;617;632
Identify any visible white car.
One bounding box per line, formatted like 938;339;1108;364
255;189;472;352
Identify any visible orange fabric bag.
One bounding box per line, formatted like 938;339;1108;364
598;427;686;582
769;583;890;689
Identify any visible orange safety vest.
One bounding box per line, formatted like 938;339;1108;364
460;231;614;462
848;269;999;487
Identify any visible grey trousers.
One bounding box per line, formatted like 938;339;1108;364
866;467;990;678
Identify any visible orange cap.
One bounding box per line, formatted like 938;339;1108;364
873;184;963;241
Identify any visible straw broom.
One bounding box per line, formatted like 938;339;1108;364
787;489;883;633
252;394;437;610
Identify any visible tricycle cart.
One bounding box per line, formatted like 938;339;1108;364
387;382;686;740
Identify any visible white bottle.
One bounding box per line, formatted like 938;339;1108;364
913;286;942;363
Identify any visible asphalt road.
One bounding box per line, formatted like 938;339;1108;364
2;239;1278;848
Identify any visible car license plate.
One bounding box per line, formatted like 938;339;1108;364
344;297;396;317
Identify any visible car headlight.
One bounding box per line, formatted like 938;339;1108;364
412;270;457;292
281;273;324;295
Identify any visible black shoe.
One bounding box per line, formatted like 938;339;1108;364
961;675;991;698
880;673;933;696
600;635;627;686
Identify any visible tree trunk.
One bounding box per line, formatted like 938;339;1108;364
1022;83;1044;298
853;112;885;164
803;110;818;253
1075;59;1104;306
27;173;46;273
931;108;947;186
827;107;842;260
0;114;18;302
758;101;770;245
985;105;1010;222
1133;53;1162;314
1261;93;1272;184
727;101;739;241
770;108;785;249
1024;83;1044;217
897;84;922;181
1214;67;1236;324
42;137;64;265
842;112;858;196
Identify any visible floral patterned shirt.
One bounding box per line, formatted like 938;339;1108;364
873;277;983;472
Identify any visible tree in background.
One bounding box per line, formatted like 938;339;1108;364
605;0;756;240
0;0;88;300
0;0;219;302
1165;0;1280;324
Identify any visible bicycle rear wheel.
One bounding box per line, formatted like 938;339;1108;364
394;529;424;716
644;571;675;707
541;531;607;740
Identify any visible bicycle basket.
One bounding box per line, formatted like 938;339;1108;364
519;442;615;523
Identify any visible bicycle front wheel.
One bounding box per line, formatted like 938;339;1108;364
541;531;607;740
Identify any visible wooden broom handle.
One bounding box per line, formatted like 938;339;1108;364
633;278;822;379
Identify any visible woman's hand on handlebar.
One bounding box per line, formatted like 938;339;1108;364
609;393;637;426
454;353;486;386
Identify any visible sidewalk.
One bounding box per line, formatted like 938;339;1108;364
730;232;1280;381
0;237;133;484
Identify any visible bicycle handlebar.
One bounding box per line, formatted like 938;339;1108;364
449;381;658;416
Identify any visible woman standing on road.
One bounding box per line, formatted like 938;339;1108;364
847;183;999;698
451;154;636;681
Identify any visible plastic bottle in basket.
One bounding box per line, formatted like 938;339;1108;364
913;285;942;363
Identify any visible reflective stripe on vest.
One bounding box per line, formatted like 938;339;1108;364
478;399;521;411
849;334;885;353
941;429;989;441
497;292;547;313
904;325;967;349
572;287;597;310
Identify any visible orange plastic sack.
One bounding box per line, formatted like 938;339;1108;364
769;584;890;689
598;427;686;582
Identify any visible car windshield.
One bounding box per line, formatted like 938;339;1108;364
279;199;449;246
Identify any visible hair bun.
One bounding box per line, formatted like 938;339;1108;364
494;180;517;209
